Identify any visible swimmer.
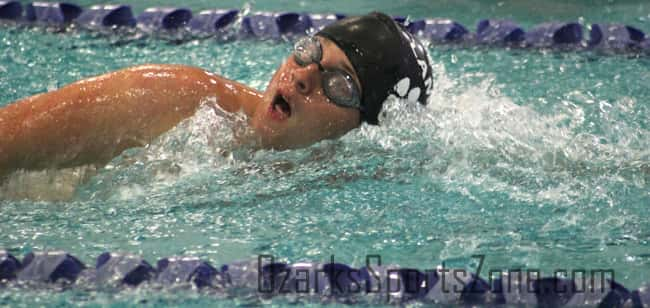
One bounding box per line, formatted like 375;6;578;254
0;12;433;179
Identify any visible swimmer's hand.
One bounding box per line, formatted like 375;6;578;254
0;64;262;175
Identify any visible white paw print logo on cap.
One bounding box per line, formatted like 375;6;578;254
396;29;433;101
393;77;421;103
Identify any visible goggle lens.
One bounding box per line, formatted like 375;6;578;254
292;37;361;110
293;37;322;66
322;72;357;108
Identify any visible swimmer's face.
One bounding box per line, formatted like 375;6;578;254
250;36;361;150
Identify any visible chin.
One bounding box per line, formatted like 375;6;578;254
249;121;288;150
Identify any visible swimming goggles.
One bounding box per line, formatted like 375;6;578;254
292;36;362;109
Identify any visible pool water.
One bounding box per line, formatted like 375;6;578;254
1;0;649;306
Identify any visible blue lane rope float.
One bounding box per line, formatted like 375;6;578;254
0;250;21;280
155;256;219;288
476;19;526;45
74;4;136;28
588;23;646;51
1;250;650;306
86;252;156;287
137;7;192;31
524;22;583;48
16;251;85;283
1;1;649;54
275;12;313;36
188;9;239;37
239;12;285;39
24;2;82;25
0;1;22;20
407;19;469;42
239;11;313;40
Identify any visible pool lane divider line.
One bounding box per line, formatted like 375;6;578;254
0;1;648;54
1;250;650;306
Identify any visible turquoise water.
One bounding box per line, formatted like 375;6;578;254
1;0;650;306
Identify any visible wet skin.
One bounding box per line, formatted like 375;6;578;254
250;36;361;150
0;37;360;177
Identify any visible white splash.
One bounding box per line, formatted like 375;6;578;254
355;59;650;208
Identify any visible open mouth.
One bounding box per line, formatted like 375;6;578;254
269;94;292;120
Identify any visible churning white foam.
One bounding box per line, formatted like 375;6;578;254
351;60;648;207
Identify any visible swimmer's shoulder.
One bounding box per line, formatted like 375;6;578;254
110;64;217;90
117;64;261;116
120;63;211;78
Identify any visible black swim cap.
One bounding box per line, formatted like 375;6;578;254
317;12;433;125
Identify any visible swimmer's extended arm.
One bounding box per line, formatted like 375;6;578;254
0;64;262;175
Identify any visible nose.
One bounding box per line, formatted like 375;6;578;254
291;63;320;95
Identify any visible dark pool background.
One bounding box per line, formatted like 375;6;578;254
1;0;649;306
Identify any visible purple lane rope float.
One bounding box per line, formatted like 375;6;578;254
0;1;648;54
1;250;650;306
